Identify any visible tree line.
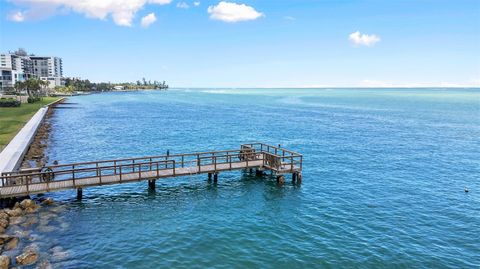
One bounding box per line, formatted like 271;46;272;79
57;78;168;93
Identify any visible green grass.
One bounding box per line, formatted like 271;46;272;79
0;97;61;149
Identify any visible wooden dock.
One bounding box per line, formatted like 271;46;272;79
0;143;302;199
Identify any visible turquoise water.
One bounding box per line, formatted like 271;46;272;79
34;89;480;267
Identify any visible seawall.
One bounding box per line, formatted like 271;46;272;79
0;98;64;185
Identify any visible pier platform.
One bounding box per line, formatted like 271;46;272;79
0;143;302;198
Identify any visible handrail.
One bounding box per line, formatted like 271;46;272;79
0;143;302;190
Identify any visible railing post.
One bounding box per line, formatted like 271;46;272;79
197;155;201;172
229;155;232;170
156;162;159;178
138;163;141;179
99;167;102;184
119;165;122;182
96;162;99;177
114;160;117;174
291;156;294;171
25;175;29;195
150;158;152;170
214;156;217;172
173;160;176;177
246;153;249;168
133;159;135;172
181;155;184;168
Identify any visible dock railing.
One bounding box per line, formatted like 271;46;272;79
0;143;302;188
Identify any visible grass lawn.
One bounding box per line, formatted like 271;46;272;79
0;97;61;149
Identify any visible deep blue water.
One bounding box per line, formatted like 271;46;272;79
18;89;480;268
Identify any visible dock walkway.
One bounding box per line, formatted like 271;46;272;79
0;143;302;198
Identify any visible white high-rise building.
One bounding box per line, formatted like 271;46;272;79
0;50;63;91
0;53;35;89
31;56;63;88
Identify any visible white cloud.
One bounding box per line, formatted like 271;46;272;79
207;1;263;23
7;0;172;26
349;31;380;47
284;16;295;21
141;12;157;27
193;1;200;7
177;2;189;9
7;11;25;22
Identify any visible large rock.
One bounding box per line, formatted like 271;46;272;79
0;211;9;220
41;198;54;206
16;248;38;265
4;236;19;250
0;255;10;269
22;217;38;228
0;218;8;229
0;235;15;245
24;205;39;214
20;199;39;214
20;199;35;209
9;216;25;226
5;208;23;217
37;260;53;269
13;202;21;210
51;246;69;262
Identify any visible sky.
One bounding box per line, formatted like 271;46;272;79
0;0;479;88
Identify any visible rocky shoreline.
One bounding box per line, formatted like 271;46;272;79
0;197;70;269
0;99;70;268
21;100;59;170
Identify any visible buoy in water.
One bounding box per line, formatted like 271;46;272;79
464;187;469;193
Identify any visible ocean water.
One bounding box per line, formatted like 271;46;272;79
20;89;480;268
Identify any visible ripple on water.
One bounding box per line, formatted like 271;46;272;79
31;89;480;268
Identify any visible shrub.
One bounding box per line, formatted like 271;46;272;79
0;98;21;107
27;96;41;103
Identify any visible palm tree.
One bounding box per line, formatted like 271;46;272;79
14;81;26;95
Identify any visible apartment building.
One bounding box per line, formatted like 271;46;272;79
0;51;63;90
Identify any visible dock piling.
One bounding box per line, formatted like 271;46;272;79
213;173;218;183
77;188;83;200
148;179;156;190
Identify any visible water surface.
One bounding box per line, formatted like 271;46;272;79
33;88;480;268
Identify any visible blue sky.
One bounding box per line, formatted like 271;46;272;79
1;0;479;87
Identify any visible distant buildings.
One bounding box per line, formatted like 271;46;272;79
0;49;64;90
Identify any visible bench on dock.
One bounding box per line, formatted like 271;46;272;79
0;143;302;199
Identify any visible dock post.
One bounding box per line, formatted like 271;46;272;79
148;179;156;190
255;169;264;176
292;172;297;183
276;175;285;185
249;168;253;173
208;173;212;182
77;188;83;200
297;173;302;184
213;173;218;183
